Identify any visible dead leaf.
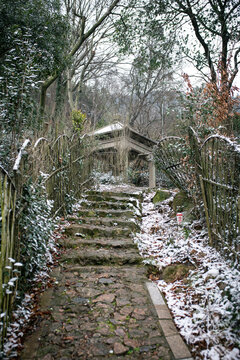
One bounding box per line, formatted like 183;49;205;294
63;336;74;341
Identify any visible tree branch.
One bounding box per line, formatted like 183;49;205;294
175;0;217;83
40;0;121;113
70;0;121;58
228;46;240;89
225;0;240;19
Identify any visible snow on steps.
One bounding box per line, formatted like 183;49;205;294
77;208;137;219
62;189;143;266
67;216;140;231
64;223;132;239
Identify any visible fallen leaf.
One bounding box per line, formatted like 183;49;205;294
63;336;74;341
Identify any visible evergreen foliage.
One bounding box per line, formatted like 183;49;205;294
18;178;54;281
113;0;176;72
0;0;69;75
0;0;69;137
71;109;87;133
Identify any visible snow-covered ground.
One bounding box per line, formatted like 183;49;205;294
134;191;240;360
2;184;239;360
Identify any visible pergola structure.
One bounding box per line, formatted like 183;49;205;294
90;122;157;188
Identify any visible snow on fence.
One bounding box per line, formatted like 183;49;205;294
154;129;240;266
0;138;32;350
0;166;17;347
200;135;240;265
0;133;92;349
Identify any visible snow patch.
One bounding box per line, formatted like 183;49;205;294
134;190;240;360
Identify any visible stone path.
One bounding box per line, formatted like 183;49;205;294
20;189;192;360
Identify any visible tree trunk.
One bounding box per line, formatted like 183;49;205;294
39;0;121;115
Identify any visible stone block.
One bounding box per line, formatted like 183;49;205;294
155;305;172;319
159;319;178;336
166;334;192;359
145;281;165;305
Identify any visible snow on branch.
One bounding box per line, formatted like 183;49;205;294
13;139;31;171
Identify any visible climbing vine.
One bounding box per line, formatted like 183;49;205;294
18;178;54;283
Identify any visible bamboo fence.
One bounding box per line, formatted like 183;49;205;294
153;136;196;196
200;135;240;264
0;133;92;350
0;166;17;343
154;130;240;266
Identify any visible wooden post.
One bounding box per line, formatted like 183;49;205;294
199;175;213;246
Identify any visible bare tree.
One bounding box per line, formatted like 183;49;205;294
40;0;121;114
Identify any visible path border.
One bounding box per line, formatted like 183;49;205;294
146;281;193;360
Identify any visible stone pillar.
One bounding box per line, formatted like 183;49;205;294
118;135;129;181
149;160;156;188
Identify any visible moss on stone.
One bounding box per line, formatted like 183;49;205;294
172;191;194;214
152;190;171;204
162;263;194;283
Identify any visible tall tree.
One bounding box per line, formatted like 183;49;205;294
116;0;240;90
113;3;180;136
64;0;121;112
145;0;240;91
115;0;240;133
40;0;121;113
0;0;68;78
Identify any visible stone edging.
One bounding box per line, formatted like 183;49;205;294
146;281;193;360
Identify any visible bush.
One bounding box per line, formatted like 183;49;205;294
71;109;87;133
18;178;54;282
128;167;148;186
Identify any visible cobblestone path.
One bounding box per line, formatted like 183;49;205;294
20;189;192;360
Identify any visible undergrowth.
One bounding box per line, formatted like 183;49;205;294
18;177;54;293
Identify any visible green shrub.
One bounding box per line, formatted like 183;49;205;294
71;109;87;133
18;178;54;282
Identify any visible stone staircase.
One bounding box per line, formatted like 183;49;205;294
20;188;191;359
60;189;143;267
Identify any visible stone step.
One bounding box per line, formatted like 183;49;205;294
79;200;139;212
67;216;140;231
83;194;140;208
59;237;137;249
77;208;137;219
61;248;142;266
64;223;132;238
86;190;143;200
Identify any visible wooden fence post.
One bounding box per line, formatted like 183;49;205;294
199;175;213;246
0;167;18;349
